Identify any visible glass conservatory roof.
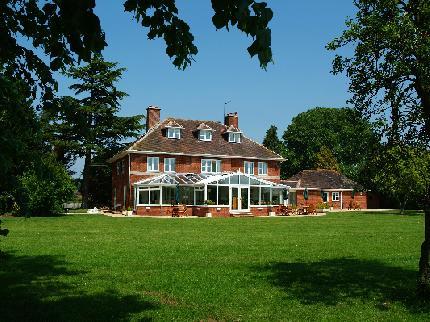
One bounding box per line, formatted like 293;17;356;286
134;172;288;188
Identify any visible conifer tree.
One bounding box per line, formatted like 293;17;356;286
46;55;144;208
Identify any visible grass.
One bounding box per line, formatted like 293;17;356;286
0;212;429;321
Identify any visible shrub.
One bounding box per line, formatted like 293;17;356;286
15;156;76;216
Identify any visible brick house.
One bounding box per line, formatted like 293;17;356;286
283;169;368;209
108;106;287;217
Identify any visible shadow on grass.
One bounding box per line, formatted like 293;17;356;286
361;210;424;217
256;258;429;313
0;252;157;321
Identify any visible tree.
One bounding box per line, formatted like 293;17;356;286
45;55;144;208
282;107;379;180
15;155;76;217
371;146;430;213
1;0;273;103
327;0;430;295
0;76;43;192
263;125;285;155
315;146;341;172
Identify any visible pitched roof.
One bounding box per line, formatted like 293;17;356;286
196;123;214;131
163;120;184;128
283;169;362;190
109;118;284;162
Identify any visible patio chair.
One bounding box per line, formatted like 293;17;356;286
172;204;188;217
307;204;317;215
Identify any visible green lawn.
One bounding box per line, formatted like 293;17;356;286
0;212;429;321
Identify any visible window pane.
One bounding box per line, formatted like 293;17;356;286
244;162;254;174
195;188;204;205
258;162;267;175
162;186;176;205
138;190;149;204
250;186;260;205
261;187;271;205
230;175;239;184
179;186;194;205
164;158;175;172
272;188;282;205
148;157;159;171
207;185;217;204
150;189;160;204
218;186;229;205
218;177;229;184
211;161;217;172
250;178;260;185
240;175;250;184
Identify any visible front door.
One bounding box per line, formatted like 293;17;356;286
230;187;250;212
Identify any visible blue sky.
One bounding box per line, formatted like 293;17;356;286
59;1;356;176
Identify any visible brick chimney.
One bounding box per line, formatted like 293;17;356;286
224;112;239;129
146;106;161;131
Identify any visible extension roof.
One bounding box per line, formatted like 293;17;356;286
108;118;284;162
284;169;362;190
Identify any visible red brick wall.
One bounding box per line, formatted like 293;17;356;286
294;189;368;209
113;152;281;210
128;153;281;183
134;205;274;217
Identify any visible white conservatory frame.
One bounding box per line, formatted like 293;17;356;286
133;171;289;212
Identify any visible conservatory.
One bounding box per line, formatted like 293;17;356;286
133;171;289;217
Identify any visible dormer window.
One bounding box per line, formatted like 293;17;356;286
164;120;183;139
228;132;241;143
199;129;212;141
167;127;181;139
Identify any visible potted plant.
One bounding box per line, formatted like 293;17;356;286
126;207;133;216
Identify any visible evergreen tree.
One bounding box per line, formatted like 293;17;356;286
315;146;341;172
262;125;284;155
46;55;144;208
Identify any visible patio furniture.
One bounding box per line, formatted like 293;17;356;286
307;204;317;215
172;204;188;217
276;205;289;216
301;205;310;215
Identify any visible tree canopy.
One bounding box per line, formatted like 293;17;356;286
282;107;379;181
1;0;273;101
327;0;430;146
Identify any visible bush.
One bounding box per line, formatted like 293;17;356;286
15;156;76;216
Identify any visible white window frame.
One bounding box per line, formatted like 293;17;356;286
332;191;340;201
116;162;120;175
167;127;181;139
244;161;254;175
137;187;161;205
199;130;212;141
147;157;159;172
164;158;176;173
201;159;221;173
228;132;241;143
258;162;268;175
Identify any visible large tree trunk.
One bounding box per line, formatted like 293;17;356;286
81;151;92;209
417;196;430;297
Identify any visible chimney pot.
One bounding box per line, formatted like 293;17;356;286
146;106;161;132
